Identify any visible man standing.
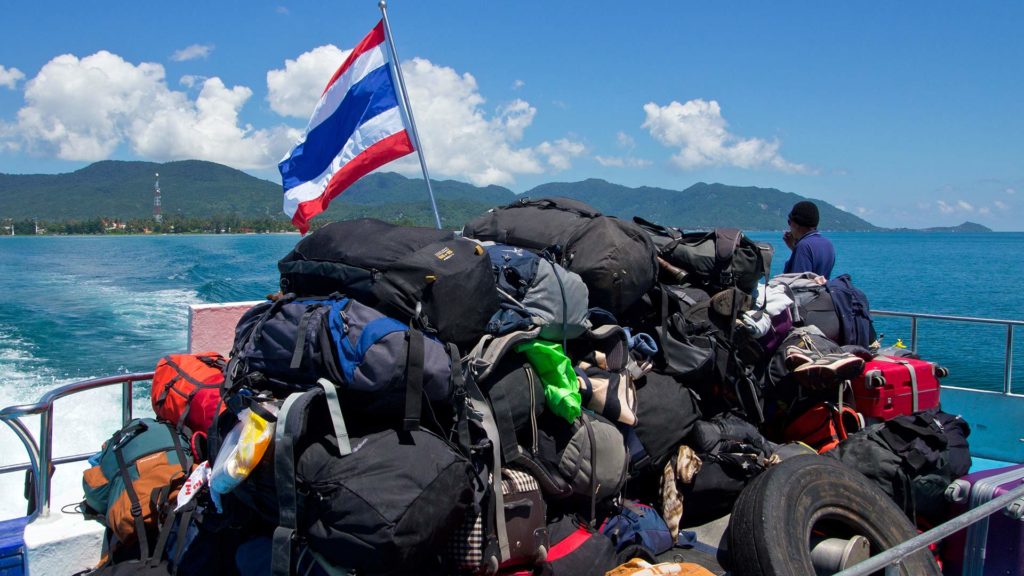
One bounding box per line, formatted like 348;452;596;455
783;200;835;278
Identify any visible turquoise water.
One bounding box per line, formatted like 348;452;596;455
0;231;1021;395
0;231;1021;519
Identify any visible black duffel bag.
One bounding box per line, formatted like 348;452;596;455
278;218;498;345
463;197;658;316
634;217;772;295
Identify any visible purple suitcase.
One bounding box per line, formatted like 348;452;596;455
942;463;1024;575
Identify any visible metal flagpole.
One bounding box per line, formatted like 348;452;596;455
378;0;443;230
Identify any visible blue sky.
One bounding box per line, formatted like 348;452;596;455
0;1;1021;230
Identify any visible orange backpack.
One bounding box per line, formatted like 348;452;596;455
151;352;226;433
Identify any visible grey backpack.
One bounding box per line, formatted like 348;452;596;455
484;243;591;341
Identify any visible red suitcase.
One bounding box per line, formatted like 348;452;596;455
851;355;944;421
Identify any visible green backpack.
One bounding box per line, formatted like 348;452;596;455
83;418;193;557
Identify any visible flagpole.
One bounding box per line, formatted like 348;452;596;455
378;0;443;230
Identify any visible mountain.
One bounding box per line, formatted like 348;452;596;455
1;160;878;230
919;221;992;233
524;179;878;230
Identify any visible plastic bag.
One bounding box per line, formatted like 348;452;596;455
210;406;275;502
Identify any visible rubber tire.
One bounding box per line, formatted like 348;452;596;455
727;455;941;576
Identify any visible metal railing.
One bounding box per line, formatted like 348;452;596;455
871;310;1022;394
0;372;153;520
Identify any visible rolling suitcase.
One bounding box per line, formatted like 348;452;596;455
851;356;943;421
942;463;1024;575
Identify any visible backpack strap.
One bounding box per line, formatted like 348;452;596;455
714;229;742;287
113;439;151;563
403;328;425;432
271;382;351;576
465;374;511;565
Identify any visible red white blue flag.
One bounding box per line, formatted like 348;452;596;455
279;21;414;233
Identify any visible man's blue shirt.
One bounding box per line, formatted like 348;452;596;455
783;231;835;279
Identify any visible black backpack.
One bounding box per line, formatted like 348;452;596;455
277;218;499;345
624;371;702;475
239;385;475;575
463;197;658;316
828;409;971;523
634;217;772;294
827;273;877;348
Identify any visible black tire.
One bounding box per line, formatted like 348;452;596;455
727;455;940;576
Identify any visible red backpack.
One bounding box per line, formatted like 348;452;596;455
782;402;865;453
151;352;226;433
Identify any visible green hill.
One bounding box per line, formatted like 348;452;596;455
0;160;878;230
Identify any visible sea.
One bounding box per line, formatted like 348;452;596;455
0;231;1022;520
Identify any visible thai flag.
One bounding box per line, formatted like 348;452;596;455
279;21;415;233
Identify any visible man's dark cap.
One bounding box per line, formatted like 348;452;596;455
789;201;820;228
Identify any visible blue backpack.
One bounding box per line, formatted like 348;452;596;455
226;294;455;430
826;274;877;348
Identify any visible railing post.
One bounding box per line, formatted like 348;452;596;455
910;316;918;355
1006;325;1015;395
37;408;53;517
122;379;134;427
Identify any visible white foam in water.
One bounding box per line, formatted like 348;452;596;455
0;285;194;521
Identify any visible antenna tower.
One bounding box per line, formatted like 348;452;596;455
153;173;162;223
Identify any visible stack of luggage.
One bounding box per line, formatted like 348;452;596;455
78;197;980;576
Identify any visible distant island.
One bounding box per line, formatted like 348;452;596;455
921;221;993;233
0;159;986;234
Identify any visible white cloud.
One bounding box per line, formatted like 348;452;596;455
512;79;525;90
595;155;653;168
267;45;348;118
1007;188;1016;195
266;51;584;186
616;131;635;150
7;50;292;168
937;200;954;214
276;6;290;15
978;207;990;215
956;200;974;212
171;44;214;62
0;65;25;90
994;200;1008;210
642;99;809;173
179;75;206;88
855;207;872;216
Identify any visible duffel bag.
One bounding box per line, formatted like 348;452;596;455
464;197;658;316
151;352;225;434
268;385;475;575
634;217;772;294
82;418;194;556
277;218;498;345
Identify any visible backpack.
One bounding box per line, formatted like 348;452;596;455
277;218;499;345
463;197;658;315
485;243;591;341
634;217;773;294
150;353;226;434
248;385;475;575
533;411;629;506
226;295;455;431
826;273;877;348
781;401;865;453
82;419;194;557
827;409;971;523
599;500;674;558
